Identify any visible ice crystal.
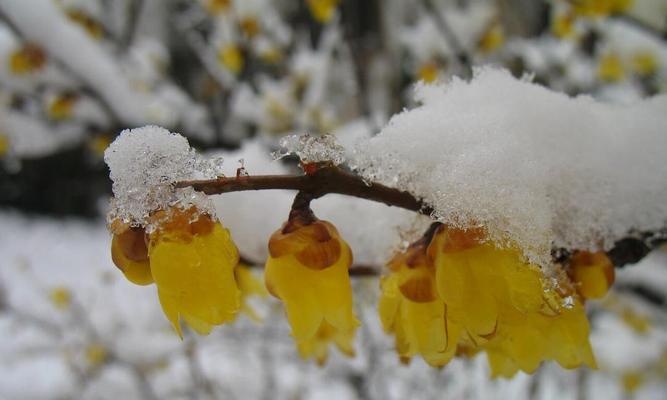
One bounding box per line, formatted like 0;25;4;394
274;133;346;165
104;126;224;228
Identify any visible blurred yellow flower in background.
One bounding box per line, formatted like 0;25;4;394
306;0;340;23
218;44;244;75
9;44;47;75
49;286;72;310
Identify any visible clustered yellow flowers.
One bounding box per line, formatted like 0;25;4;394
110;202;614;375
265;211;359;364
380;224;612;377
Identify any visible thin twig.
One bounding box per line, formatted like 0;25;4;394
421;0;473;78
121;0;145;49
178;164;666;269
177;164;431;215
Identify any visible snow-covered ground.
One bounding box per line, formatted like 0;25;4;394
1;211;665;400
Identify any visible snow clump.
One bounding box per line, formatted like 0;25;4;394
104;126;223;229
352;68;667;268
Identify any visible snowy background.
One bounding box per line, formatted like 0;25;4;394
1;0;667;399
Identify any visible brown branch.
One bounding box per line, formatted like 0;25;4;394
177;164;433;215
178;164;666;270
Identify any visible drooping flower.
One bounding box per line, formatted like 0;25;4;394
417;61;439;83
9;44;47;75
571;0;633;17
478;22;505;54
218;44;244;75
49;286;72;310
111;226;153;286
598;52;625;82
306;0;340;24
265;213;359;365
0;134;9;157
111;207;241;337
379;226;459;367
427;225;597;377
568;251;615;300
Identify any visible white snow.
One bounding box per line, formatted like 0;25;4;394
276;134;347;165
104;126;222;228
352;68;667;267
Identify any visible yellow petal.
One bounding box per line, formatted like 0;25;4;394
111;229;153;286
265;218;358;363
150;215;240;337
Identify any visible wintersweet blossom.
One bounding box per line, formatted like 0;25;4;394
306;0;340;23
568;251;615;300
265;215;359;364
9;44;46;75
379;228;457;367
427;226;597;377
111;207;241;337
380;224;600;375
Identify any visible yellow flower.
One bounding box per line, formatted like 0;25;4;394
218;44;244;75
0;134;9;157
235;263;268;322
621;370;644;393
265;215;359;365
552;12;576;39
598;53;625;82
240;17;261;38
379;230;459;367
85;343;108;367
306;0;340;23
632;51;658;76
111;226;153;285
47;93;78;121
621;308;652;334
428;226;597;377
417;62;439;83
203;0;231;15
49;287;72;310
9;44;47;75
572;0;633;17
111;207;241;337
569;251;614;300
66;9;104;40
87;134;113;158
478;23;505;54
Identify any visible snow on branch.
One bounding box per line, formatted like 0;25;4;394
352;68;667;267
